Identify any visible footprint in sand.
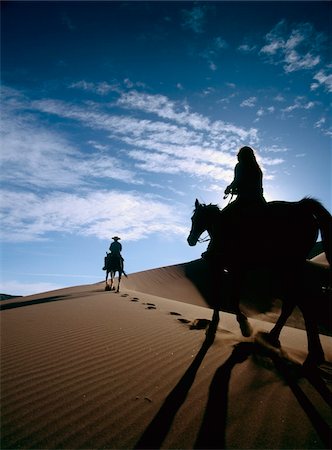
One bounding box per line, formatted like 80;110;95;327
131;297;139;302
190;318;211;330
121;294;129;297
141;302;157;310
177;318;211;329
177;318;191;324
169;312;182;316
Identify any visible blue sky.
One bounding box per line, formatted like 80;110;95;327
1;1;331;296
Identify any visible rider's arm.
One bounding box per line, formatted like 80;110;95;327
225;164;240;194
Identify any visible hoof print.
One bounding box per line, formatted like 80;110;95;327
190;319;211;330
178;318;191;324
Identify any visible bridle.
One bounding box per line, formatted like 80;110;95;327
198;234;210;243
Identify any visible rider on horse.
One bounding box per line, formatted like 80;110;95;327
103;236;125;272
224;146;266;207
109;236;122;257
108;236;124;272
203;146;266;261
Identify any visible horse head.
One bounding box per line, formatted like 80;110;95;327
187;199;218;246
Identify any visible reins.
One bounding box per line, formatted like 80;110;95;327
196;194;234;243
198;234;210;243
223;193;234;204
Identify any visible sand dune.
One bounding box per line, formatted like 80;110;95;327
1;255;331;449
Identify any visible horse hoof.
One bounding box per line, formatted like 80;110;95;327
256;332;281;350
105;285;110;291
237;315;252;337
303;354;325;370
262;332;281;348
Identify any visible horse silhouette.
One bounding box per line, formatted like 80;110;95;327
104;252;126;292
187;197;331;366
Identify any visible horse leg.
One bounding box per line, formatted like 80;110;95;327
205;309;220;342
301;305;325;367
268;300;295;347
105;270;109;290
231;270;252;337
116;271;121;293
110;271;114;290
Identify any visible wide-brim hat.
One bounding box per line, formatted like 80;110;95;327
112;236;121;240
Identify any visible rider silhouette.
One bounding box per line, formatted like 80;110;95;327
203;146;266;262
109;236;122;256
224;146;265;206
103;236;124;271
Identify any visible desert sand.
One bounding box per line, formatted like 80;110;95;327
1;254;331;449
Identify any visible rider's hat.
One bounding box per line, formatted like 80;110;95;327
112;236;121;240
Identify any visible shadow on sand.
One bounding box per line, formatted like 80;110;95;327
0;295;70;311
134;310;220;449
194;341;331;449
135;317;331;449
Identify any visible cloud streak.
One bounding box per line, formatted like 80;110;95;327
260;20;324;73
0;189;187;242
1;85;286;245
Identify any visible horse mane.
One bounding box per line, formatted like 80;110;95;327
194;202;221;213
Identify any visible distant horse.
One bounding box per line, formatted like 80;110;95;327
187;198;331;366
104;253;125;293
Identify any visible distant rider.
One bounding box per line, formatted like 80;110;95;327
109;236;125;273
109;236;123;257
103;236;125;273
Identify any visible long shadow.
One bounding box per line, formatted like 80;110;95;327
195;342;332;449
194;342;254;449
0;286;109;311
134;310;220;449
0;295;69;311
272;356;332;449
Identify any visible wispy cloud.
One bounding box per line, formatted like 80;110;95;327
1;94;140;190
1;85;284;246
240;96;257;108
261;144;289;154
314;116;332;137
311;68;332;93
238;43;257;53
30;89;260;186
0;189;187;243
181;5;208;33
200;36;228;71
69;80;120;95
116;90;257;141
260;20;323;73
281;96;316;114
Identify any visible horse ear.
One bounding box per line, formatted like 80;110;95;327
195;198;200;208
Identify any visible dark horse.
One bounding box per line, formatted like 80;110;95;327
104;253;125;292
187;198;331;366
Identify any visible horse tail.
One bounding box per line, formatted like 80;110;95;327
301;197;332;264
